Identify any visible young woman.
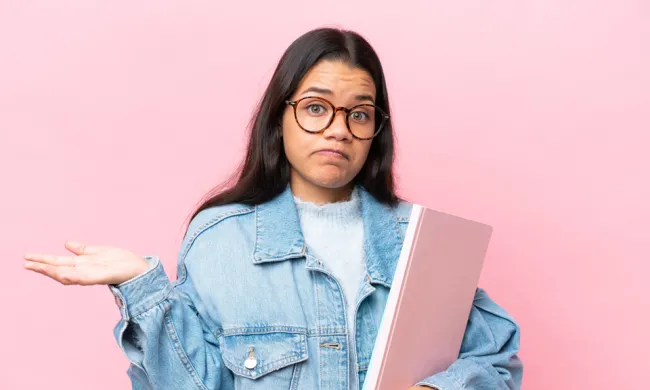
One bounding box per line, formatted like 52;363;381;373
24;28;523;389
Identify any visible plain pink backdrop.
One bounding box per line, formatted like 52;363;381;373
1;1;648;389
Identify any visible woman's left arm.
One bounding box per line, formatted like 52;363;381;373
412;288;523;390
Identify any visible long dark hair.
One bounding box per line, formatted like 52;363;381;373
188;27;398;224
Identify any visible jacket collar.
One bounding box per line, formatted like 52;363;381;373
253;185;405;287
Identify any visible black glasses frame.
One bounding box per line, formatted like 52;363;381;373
285;96;390;140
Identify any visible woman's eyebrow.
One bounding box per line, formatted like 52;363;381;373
301;86;332;96
300;87;375;104
355;94;375;103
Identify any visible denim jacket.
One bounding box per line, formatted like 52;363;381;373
108;185;523;389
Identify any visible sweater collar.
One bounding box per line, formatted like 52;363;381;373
253;185;405;287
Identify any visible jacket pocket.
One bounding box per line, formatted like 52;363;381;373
219;328;308;389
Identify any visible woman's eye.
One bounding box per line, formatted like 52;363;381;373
351;111;369;122
307;104;325;114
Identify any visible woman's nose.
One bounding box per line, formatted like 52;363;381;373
324;110;352;140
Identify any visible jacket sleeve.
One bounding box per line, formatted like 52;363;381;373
108;244;233;389
415;288;523;390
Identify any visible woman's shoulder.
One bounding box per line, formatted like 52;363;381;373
187;202;255;234
180;202;255;256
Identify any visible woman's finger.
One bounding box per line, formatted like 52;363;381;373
64;241;110;256
24;261;57;279
23;253;77;266
24;262;82;285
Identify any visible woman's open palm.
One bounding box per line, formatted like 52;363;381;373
24;241;149;286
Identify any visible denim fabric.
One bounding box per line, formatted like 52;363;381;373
108;185;522;389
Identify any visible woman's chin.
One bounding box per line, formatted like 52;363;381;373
291;165;357;190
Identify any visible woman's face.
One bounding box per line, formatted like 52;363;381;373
282;60;376;195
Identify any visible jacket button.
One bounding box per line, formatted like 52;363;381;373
244;356;258;370
245;347;258;369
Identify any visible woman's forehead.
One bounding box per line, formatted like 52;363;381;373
296;60;376;98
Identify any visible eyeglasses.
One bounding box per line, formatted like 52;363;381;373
285;96;389;140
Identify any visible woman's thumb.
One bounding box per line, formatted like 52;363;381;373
64;240;107;255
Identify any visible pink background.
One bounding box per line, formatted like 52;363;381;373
1;1;648;389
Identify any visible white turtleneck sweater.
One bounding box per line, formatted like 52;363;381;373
293;187;366;390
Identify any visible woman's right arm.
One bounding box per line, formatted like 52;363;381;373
24;239;232;390
109;254;233;390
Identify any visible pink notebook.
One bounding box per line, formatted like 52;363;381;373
362;204;493;390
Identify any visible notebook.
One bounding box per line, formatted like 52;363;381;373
362;204;493;390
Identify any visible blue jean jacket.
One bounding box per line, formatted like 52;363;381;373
108;186;523;389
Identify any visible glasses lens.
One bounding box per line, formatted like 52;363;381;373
348;104;385;139
295;97;333;132
294;98;388;138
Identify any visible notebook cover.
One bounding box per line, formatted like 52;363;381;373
363;205;493;390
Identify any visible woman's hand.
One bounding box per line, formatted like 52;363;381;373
24;241;149;286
